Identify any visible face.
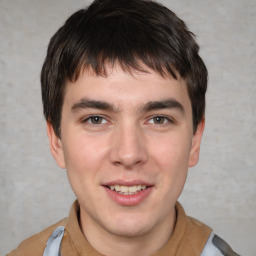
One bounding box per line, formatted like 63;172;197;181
47;65;204;241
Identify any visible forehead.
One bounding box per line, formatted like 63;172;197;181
63;65;191;112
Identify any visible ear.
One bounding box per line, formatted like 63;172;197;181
189;118;205;167
46;122;66;169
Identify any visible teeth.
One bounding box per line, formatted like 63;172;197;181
120;186;128;193
109;185;147;195
129;185;137;193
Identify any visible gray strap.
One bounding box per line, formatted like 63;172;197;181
201;232;222;256
201;232;240;256
43;226;65;256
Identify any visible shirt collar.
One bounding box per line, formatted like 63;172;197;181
64;200;210;256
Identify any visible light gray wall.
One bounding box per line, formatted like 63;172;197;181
0;0;255;255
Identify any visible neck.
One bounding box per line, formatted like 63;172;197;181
80;208;176;256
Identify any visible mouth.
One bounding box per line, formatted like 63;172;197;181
103;182;153;206
105;184;148;195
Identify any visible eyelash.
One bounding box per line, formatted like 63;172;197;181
147;115;174;126
82;115;108;125
82;115;173;126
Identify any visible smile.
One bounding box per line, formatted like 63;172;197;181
108;185;147;195
103;183;153;206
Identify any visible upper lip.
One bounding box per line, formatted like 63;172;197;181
102;179;153;187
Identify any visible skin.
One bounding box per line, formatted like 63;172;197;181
47;65;204;256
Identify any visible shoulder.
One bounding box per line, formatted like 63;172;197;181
201;232;240;256
184;216;213;254
6;218;67;256
186;215;213;241
174;202;213;255
183;216;239;255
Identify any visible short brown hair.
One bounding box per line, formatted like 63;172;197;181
41;0;207;137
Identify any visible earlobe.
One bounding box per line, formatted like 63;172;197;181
46;122;66;169
188;118;205;167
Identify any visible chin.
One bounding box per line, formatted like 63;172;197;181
108;223;152;238
104;214;154;238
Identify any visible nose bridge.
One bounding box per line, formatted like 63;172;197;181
110;120;147;167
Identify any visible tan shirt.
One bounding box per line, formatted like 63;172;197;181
7;201;212;256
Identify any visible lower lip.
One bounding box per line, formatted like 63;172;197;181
103;186;153;206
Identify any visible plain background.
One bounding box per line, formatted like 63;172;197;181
0;0;255;255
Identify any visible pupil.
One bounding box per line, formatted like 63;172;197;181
155;116;163;124
92;117;102;124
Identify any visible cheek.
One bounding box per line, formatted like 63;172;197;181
150;135;192;169
62;135;104;198
62;132;109;169
149;134;191;198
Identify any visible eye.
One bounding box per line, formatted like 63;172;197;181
84;116;107;125
148;116;172;125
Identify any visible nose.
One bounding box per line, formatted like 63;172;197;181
109;123;148;168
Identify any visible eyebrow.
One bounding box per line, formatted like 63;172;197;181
71;98;116;112
140;99;184;113
71;98;184;114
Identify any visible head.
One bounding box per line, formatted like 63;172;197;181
42;0;207;252
41;0;207;138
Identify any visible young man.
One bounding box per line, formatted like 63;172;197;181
8;0;239;255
